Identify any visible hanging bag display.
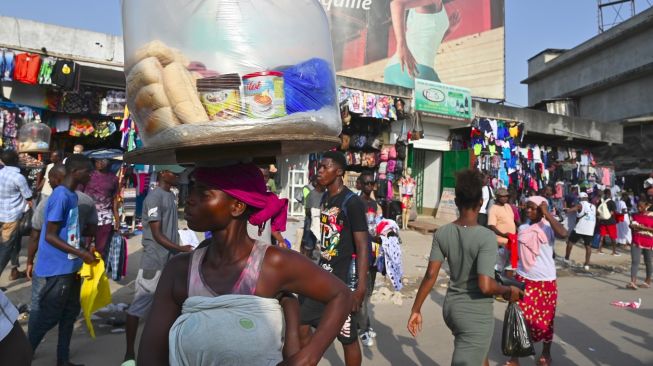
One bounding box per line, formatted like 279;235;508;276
388;145;397;160
380;146;390;161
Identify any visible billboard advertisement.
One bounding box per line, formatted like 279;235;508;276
322;0;505;100
414;79;472;120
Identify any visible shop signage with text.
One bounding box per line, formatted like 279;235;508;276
414;79;472;121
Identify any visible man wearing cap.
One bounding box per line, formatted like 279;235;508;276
488;187;517;277
565;192;596;270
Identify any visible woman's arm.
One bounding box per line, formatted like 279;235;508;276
478;275;521;301
407;259;441;337
279;293;301;360
390;0;438;77
265;248;351;366
137;255;187;366
541;203;568;238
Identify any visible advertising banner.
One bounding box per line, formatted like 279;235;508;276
322;0;505;100
414;78;472;120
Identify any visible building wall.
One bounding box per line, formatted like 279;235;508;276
0;16;123;66
525;7;653;122
578;74;653;122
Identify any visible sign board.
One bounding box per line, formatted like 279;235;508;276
434;188;459;229
323;0;505;100
414;79;472;120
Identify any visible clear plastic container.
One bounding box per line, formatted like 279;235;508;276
122;0;341;156
18;122;51;153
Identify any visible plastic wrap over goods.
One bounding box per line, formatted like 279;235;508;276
122;0;341;147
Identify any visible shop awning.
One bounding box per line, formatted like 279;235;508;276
473;100;623;145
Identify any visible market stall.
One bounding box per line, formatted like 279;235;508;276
336;86;411;222
453;116;617;215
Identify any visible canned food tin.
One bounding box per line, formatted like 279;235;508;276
242;71;286;119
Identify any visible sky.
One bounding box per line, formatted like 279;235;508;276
1;0;651;107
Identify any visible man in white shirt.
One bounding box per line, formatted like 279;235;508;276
477;174;494;226
565;192;596;270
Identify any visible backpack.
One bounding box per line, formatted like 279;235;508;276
378;162;387;174
387;159;397;173
597;199;612;220
395;160;404;175
396;141;407;160
388;145;397;159
380;146;389;161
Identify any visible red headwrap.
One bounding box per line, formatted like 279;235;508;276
194;164;288;232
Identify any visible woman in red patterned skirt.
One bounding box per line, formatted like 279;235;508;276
505;196;568;366
628;200;653;289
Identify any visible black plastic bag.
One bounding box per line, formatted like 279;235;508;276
502;303;535;357
495;270;526;291
18;209;33;237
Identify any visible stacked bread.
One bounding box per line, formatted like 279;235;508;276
126;40;208;138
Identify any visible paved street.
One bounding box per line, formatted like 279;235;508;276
3;225;652;366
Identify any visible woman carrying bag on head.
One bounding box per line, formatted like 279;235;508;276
408;169;522;366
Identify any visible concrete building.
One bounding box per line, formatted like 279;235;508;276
522;6;653;177
0;16;125;105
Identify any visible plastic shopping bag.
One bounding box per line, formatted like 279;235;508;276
501;303;535;357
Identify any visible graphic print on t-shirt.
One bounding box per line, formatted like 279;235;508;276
320;205;343;272
66;207;80;259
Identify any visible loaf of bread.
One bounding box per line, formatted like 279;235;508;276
126;57;164;98
162;62;208;124
135;83;171;111
144;107;181;135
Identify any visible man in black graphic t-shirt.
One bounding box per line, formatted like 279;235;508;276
300;151;368;366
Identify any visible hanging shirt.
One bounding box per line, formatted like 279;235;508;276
51;59;79;90
1;50;15;81
38;57;56;85
533;145;542;162
574;201;597;236
13;53;41;85
34;186;82;277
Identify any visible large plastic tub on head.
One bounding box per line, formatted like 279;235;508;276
18;122;51;153
122;0;341;164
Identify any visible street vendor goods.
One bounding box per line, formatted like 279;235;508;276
122;0;340;150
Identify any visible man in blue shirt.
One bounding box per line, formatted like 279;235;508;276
28;154;98;366
0;149;33;280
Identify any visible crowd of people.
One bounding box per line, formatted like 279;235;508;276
409;170;653;366
1;145;652;366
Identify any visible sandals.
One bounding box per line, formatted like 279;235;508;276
626;282;638;290
536;356;552;366
638;282;651;289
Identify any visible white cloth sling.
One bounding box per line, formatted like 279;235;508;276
169;294;284;366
